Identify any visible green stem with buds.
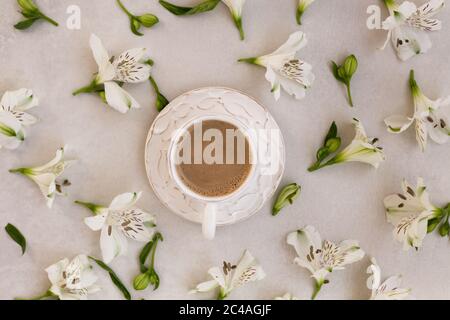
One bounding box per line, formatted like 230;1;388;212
346;83;353;107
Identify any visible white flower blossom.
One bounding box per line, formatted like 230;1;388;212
0;88;38;150
287;225;365;299
384;177;441;250
367;258;411;300
189;250;265;300
9;147;74;208
381;0;444;61
73;34;151;113
239;31;314;101
77;192;156;264
331;119;385;169
385;70;450;152
46;255;100;300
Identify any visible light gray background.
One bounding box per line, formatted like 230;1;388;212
1;0;449;300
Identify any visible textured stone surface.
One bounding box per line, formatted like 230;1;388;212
1;0;450;300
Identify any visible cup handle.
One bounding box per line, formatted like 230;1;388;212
202;203;217;240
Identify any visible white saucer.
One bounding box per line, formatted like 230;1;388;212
144;87;285;226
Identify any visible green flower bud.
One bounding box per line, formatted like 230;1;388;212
133;273;151;291
138;14;159;27
18;0;38;13
272;183;301;216
325;137;341;153
439;221;450;237
344;55;358;79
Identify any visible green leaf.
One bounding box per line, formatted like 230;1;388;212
89;257;131;300
150;76;170;112
139;241;155;273
331;61;342;82
427;217;442;233
159;0;220;16
14;18;39;30
5;223;27;255
325;121;338;142
130;19;143;36
272;183;301;216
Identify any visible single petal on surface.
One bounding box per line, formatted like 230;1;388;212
104;82;141;113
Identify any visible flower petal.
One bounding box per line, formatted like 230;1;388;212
89;34;115;83
114;209;155;242
287;226;322;275
384;115;414;133
230;250;265;289
366;258;381;291
1;88;39;112
415;117;428;151
45;258;69;286
265;67;281;101
109;192;141;211
100;225;128;264
391;26;432;61
104;82;141;113
188;280;219;294
112;48;151;83
84;212;107;231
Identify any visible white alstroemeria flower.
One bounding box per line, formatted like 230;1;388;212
9;147;74;208
45;255;100;300
77;192;156;264
0;88;38;150
367;258;411;300
287;225;365;299
297;0;315;25
385;70;450;152
274;293;299;300
222;0;246;40
381;0;444;61
73;34;151;113
189;250;266;300
238;31;314;101
331;118;385;169
384;177;442;250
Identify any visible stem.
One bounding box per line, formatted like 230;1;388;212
237;57;259;65
15;290;56;300
149;76;160;94
149;235;161;269
232;16;244;40
308;160;336;172
72;82;98;96
40;14;59;26
74;201;101;215
217;289;227;300
296;7;303;25
117;0;134;17
346;83;353;107
9;168;31;175
311;281;323;300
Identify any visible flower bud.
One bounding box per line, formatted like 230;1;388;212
138;14;159;28
133;273;151;291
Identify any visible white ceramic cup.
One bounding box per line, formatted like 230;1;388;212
168;114;257;240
